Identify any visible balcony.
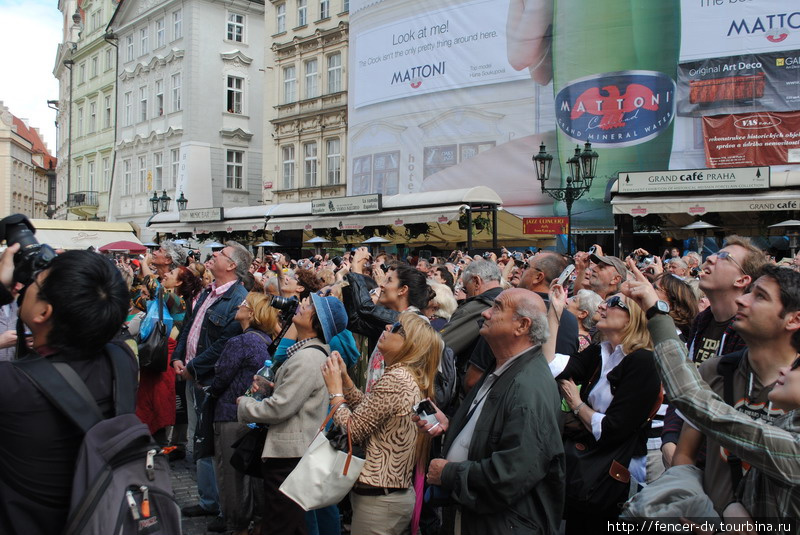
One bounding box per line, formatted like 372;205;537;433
68;190;99;219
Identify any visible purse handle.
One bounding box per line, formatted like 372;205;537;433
316;398;356;476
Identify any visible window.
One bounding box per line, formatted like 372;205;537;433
140;27;149;56
91;55;98;78
139;86;148;122
156;18;165;48
343;0;349;12
298;0;307;26
226;150;244;189
87;160;95;190
173;9;182;40
352;156;371;194
320;0;329;19
126;35;134;62
88;101;97;133
227;12;244;42
276;3;286;32
153;152;163;191
123;91;132;125
138;156;146;193
77;106;84;136
303;142;317;187
326;138;341;184
91;11;99;31
304;59;318;99
282;145;295;189
104;95;112;128
102;157;110;189
226;76;243;114
76;164;82;188
327;52;342;93
155;79;164;116
105;48;113;71
79;62;86;84
373;151;400;194
283;65;296;103
171;72;181;111
170;148;180;188
123;159;132;195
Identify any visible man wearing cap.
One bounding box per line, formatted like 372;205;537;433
586;253;628;299
238;293;348;535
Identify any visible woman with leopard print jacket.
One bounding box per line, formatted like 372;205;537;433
322;312;442;535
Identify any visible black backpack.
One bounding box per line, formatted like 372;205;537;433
13;344;181;535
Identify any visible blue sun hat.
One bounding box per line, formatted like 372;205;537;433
310;293;348;343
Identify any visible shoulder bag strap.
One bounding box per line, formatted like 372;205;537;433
106;342;137;415
718;354;744;491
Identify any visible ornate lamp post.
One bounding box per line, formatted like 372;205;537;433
533;142;599;254
159;190;171;212
176;192;188;211
149;191;161;214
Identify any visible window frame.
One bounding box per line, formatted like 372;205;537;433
276;3;286;33
303;141;318;188
226;75;244;114
298;0;307;26
327;52;342;93
283;65;297;104
305;59;318;99
226;12;245;42
171;72;182;112
226;150;245;190
326;138;341;185
156;18;166;48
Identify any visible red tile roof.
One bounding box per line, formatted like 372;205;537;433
11;115;57;170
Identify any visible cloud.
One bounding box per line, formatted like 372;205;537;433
0;0;63;152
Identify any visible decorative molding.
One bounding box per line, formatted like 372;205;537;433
119;49;184;81
220;50;253;66
219;128;253;143
116;126;183;149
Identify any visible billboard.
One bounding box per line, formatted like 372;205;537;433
347;0;800;228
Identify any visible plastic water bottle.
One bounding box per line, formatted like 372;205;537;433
246;359;274;401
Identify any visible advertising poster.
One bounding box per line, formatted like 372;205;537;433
702;111;800;167
348;0;800;229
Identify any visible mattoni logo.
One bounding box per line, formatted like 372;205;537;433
391;62;446;89
733;113;782;129
728;11;799;42
555;71;676;147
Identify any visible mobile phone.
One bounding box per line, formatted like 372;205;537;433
556;264;575;287
414;399;439;426
588;245;597;255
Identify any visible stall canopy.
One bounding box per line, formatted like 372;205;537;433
611;189;800;217
28;220;142;251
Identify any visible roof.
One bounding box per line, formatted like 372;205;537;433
11;115;56;170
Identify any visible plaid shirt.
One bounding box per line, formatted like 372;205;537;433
285;337;314;360
649;314;800;523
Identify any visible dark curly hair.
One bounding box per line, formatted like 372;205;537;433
175;266;204;303
294;268;321;300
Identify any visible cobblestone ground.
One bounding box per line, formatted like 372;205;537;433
169;456;212;535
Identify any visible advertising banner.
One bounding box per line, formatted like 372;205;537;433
523;217;568;235
677;49;800;116
618;166;769;194
702;111;800;167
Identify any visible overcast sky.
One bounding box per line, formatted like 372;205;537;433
0;0;62;153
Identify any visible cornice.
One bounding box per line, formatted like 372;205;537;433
120;49;184;80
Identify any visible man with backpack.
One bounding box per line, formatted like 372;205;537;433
0;245;143;533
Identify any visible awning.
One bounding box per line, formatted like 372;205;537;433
611;189;800;217
30;220;142;251
266;205;466;232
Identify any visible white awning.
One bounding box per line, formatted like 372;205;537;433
266;205;466;232
32;229;142;250
611;189;800;217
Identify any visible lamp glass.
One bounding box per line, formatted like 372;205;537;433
159;190;171;212
150;192;160;214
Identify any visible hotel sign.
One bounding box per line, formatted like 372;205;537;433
312;194;382;215
618;167;769;194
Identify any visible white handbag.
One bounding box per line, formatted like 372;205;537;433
279;400;365;511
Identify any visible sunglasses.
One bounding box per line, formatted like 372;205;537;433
389;321;406;336
713;251;744;273
239;299;251;309
605;295;629;312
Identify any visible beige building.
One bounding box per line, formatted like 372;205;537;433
263;0;349;206
0;102;56;219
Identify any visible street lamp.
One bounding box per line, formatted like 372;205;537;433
533;141;599;254
176;192;188;211
149;191;160;214
159;190;171;212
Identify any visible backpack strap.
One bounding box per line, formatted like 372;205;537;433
106;342;137;415
717;352;744;492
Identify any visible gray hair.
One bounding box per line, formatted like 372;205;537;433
427;280;457;320
462;259;502;283
574;289;603;331
513;296;550;346
683;252;701;267
225;241;253;279
161;240;188;269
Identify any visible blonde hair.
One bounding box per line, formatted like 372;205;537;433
246;292;279;337
617;295;653;354
427;280;457;320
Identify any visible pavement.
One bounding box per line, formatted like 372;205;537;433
169;455;216;535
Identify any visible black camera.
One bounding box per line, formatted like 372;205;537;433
0;214;56;286
269;295;299;324
331;256;343;268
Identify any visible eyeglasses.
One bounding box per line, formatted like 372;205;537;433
605;295;629;312
389;321;406;337
714;251;744;273
217;249;235;264
239;299;251;309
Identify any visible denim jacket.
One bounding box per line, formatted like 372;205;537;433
172;280;248;384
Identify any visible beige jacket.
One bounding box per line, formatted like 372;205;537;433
237;339;329;458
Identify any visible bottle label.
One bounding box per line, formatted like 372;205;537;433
555;70;676;147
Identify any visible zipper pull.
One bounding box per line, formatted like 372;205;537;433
126;490;141;521
146;449;157;481
140;485;151;518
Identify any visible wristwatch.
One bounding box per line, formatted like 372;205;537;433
646;300;670;320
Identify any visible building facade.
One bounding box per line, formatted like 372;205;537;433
108;0;266;232
0;102;56;219
263;0;348;206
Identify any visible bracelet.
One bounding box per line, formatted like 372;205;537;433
572;402;586;416
329;393;344;400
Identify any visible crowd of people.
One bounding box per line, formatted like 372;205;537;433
1;235;799;534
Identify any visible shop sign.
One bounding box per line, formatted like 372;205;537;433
618;166;768;193
523;217;568;234
311;194;382;215
180;207;224;222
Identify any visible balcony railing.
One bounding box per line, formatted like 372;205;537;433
68;191;99;208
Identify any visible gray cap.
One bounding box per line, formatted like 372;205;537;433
589;254;628;280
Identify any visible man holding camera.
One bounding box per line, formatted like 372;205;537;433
0;242;136;533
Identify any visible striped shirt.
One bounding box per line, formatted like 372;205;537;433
185;279;237;363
